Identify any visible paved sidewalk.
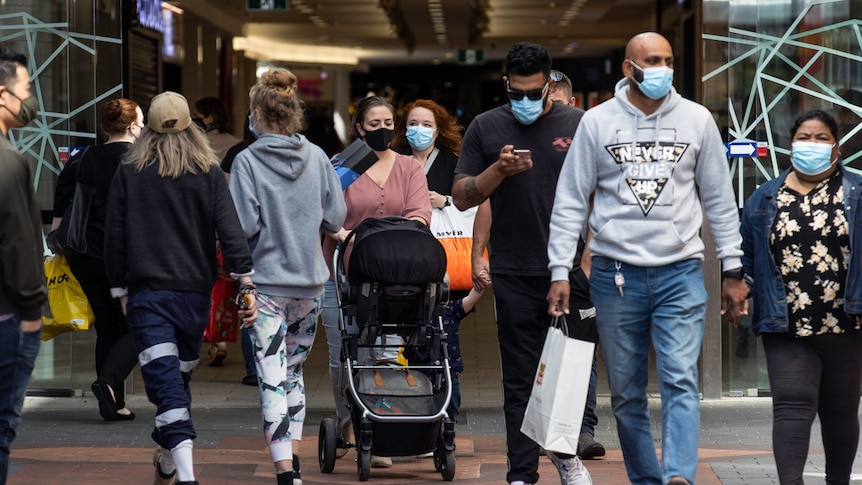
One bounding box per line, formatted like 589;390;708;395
8;301;862;484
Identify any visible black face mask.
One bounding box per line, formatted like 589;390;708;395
192;117;206;130
363;127;394;151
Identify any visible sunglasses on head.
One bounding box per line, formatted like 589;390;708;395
549;71;565;82
506;80;548;101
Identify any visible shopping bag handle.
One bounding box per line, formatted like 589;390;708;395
550;315;569;337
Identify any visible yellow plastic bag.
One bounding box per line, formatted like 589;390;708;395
42;255;94;341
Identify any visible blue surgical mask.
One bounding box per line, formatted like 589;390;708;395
248;114;259;139
406;125;435;150
510;97;545;125
629;60;674;100
791;141;836;176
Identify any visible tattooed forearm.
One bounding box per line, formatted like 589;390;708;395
464;177;488;206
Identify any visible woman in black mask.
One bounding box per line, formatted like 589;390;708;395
320;95;432;469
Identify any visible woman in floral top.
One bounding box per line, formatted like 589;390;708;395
740;109;862;485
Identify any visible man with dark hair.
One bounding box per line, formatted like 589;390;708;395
0;47;46;485
453;41;593;485
547;32;748;485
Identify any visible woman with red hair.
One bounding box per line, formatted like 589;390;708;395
392;99;463;208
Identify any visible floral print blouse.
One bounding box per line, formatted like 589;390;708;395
770;171;860;337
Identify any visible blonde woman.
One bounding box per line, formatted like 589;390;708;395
229;69;346;485
104;91;257;485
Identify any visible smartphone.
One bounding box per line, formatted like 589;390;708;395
513;149;531;159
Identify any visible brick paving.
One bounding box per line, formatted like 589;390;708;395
8;297;860;484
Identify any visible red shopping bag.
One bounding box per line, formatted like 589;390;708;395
204;276;239;343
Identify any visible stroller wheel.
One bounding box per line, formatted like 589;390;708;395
318;418;337;473
435;446;455;481
357;448;371;481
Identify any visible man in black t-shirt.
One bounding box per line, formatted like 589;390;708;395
452;42;594;485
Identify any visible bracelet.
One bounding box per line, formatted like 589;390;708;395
236;284;257;310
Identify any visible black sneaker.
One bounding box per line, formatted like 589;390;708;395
577;432;606;459
241;374;258;386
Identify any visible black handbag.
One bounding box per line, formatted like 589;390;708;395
47;148;94;256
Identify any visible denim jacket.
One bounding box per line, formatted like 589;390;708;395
740;166;862;335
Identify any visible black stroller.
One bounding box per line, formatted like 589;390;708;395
317;216;456;481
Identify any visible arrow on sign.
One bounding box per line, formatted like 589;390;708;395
726;141;757;157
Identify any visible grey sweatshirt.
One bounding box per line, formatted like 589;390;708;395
548;78;742;281
229;133;346;298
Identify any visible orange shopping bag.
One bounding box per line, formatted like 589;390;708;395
430;205;487;291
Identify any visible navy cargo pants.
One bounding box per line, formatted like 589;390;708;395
126;289;210;449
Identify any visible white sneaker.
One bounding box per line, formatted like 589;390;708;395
509;481;533;485
547;452;592;485
371;455;392;468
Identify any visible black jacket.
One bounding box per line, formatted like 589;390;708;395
104;160;253;295
0;135;48;321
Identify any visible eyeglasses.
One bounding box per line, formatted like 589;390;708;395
549;71;565;82
506;81;548;101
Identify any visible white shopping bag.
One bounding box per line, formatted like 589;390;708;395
520;316;595;455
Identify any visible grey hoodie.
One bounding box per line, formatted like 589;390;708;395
548;78;742;280
229;133;346;298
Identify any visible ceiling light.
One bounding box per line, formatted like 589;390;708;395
235;36;362;65
162;2;183;14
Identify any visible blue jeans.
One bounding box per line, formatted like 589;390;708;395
590;256;707;485
0;314;41;485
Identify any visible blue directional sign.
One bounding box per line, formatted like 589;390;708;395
726;141;758;157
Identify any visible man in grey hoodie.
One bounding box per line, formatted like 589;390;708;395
546;32;749;485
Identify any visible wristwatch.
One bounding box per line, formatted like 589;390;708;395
443;196;451;208
722;267;744;280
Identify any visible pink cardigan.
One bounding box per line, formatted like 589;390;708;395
323;153;432;279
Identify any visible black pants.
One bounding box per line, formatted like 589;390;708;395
492;272;596;484
763;330;862;485
69;255;138;408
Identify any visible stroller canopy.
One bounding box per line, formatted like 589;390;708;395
347;217;447;286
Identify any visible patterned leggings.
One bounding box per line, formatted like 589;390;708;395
248;293;320;452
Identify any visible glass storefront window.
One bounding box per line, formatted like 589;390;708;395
704;0;862;395
1;0;122;392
